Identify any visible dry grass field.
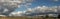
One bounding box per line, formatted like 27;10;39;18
0;16;60;19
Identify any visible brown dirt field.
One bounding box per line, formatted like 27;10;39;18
0;16;59;19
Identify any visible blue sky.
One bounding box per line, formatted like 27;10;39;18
15;0;60;11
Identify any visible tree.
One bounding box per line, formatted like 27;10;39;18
46;15;48;18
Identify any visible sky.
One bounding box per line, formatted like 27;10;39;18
0;0;60;16
9;0;60;16
15;0;60;12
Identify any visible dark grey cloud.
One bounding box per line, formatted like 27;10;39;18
0;4;18;16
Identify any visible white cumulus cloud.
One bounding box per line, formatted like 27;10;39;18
25;6;58;13
9;11;24;16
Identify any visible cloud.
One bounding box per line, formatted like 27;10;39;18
25;6;57;15
8;0;59;16
0;15;6;17
9;5;58;16
8;0;33;16
20;0;32;9
18;5;21;8
0;0;24;16
3;8;9;13
48;14;58;17
53;0;59;2
26;0;33;2
9;11;23;16
22;0;33;3
22;6;58;16
34;6;57;12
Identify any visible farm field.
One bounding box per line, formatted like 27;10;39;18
0;16;60;19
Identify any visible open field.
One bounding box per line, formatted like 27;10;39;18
0;16;60;19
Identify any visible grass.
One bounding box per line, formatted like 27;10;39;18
0;16;59;19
